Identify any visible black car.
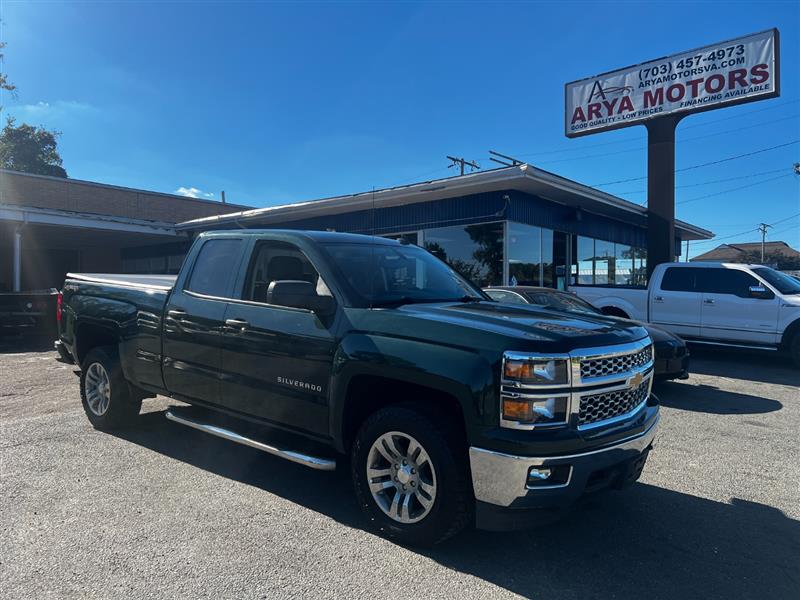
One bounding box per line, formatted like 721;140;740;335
484;286;689;382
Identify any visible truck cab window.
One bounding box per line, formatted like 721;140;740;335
660;267;698;292
244;241;330;304
185;239;243;297
700;268;759;298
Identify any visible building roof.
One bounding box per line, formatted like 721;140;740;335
177;163;714;241
0;169;251;225
691;241;800;262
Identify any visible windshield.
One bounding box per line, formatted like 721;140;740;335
753;267;800;295
321;242;486;307
523;290;602;315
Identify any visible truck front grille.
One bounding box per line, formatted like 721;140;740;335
580;345;652;380
578;378;650;426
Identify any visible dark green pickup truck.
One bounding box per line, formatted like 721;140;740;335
56;230;660;545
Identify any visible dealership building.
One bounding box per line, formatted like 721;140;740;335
0;169;249;292
179;163;713;289
2;164;713;293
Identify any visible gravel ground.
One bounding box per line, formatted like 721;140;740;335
1;338;798;599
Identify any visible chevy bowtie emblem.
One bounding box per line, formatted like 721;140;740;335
628;372;644;388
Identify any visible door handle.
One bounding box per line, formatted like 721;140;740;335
224;318;250;333
653;296;664;302
703;298;715;305
167;309;187;319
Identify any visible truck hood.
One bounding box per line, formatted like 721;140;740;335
351;300;650;354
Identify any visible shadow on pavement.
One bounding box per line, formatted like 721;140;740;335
113;409;800;600
656;381;783;414
686;344;799;387
0;334;55;354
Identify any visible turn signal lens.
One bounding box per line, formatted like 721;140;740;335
503;357;568;385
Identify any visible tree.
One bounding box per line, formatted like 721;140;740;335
0;36;68;178
740;250;800;271
0;117;68;177
1;39;18;105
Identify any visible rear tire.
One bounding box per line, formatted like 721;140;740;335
351;404;472;546
80;346;141;430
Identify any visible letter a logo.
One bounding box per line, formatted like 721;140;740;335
588;80;607;102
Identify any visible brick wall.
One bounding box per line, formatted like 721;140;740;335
0;170;251;224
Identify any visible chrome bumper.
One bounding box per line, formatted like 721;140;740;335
469;414;660;507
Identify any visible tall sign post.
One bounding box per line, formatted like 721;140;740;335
565;29;780;276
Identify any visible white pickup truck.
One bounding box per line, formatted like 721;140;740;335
574;262;800;366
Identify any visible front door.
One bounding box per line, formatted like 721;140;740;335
162;237;245;404
700;267;781;344
218;240;337;436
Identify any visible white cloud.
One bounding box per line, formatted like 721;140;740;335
11;100;94;117
175;186;214;199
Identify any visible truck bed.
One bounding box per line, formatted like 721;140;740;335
66;273;177;290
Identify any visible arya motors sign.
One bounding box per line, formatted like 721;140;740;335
565;29;780;138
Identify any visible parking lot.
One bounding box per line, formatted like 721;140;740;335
1;340;798;600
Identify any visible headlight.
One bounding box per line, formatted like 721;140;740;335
501;353;570;428
503;355;569;385
502;396;569;426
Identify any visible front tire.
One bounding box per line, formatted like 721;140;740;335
351;405;472;546
80;346;141;430
790;334;800;369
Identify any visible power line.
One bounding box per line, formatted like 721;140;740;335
593;140;800;187
690;212;800;246
507;99;800;159
535;115;799;167
768;212;800;227
676;173;793;205
614;168;791;195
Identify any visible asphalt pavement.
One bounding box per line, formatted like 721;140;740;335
1;338;798;599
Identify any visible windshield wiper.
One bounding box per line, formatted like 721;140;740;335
371;295;482;308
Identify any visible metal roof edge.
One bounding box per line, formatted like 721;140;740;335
0;169;253;210
176;163;714;240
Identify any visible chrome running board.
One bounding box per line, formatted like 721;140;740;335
685;339;778;352
165;409;336;471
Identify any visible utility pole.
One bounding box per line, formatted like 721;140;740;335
684;239;689;262
758;222;772;263
221;190;227;204
447;156;480;176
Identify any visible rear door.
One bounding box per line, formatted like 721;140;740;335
162;237;246;404
218;239;337;436
649;266;702;337
699;267;780;344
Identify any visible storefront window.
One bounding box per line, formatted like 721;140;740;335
575;236;594;285
508;223;541;286
594;239;614;285
632;247;648;286
615;243;633;285
422;222;503;287
571;236;647;287
541;228;554;288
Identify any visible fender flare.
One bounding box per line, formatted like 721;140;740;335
328;333;495;453
589;297;637;319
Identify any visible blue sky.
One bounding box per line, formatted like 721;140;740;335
2;1;798;255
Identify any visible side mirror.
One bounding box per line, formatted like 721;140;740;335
267;280;336;315
749;285;774;300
